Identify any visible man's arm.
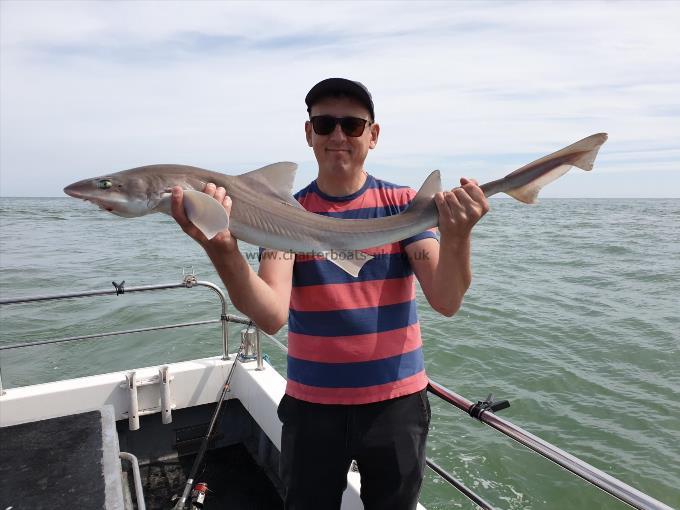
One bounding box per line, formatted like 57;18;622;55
406;178;489;317
171;185;293;334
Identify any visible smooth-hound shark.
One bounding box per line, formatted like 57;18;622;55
64;133;608;276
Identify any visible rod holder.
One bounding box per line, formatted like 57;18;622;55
127;371;140;431
159;366;173;425
239;327;258;360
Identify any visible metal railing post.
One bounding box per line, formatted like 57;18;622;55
221;314;229;361
192;281;229;360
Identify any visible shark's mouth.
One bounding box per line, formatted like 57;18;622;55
79;198;115;213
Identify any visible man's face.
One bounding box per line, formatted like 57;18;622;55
305;96;380;176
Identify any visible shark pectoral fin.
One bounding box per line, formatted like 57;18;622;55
506;163;573;204
183;190;230;240
322;250;374;278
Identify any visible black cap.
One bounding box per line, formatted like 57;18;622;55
305;78;375;121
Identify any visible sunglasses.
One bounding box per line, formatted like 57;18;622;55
310;115;371;137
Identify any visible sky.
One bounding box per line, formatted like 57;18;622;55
1;0;678;198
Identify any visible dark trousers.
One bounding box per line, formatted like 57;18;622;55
277;390;431;510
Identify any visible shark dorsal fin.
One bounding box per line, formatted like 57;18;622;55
237;162;299;204
407;170;442;213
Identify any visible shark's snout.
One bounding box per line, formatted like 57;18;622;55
63;177;98;199
63;180;115;211
63;183;84;198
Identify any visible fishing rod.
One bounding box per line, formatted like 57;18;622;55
172;329;249;510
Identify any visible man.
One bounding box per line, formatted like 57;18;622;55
171;78;489;510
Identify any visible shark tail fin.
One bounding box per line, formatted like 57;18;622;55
505;164;574;204
499;133;608;204
183;190;230;239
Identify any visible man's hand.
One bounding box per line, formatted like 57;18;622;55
171;183;238;254
434;177;489;240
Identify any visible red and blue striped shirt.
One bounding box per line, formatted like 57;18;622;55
285;174;437;404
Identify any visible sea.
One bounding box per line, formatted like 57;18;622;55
0;197;678;510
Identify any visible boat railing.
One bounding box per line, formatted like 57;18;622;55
0;277;672;510
0;273;232;361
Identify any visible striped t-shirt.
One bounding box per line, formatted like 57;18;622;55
284;174;437;405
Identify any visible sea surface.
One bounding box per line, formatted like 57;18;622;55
0;197;678;509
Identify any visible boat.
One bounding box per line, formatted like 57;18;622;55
0;274;673;510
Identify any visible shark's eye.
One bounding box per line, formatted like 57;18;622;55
97;179;113;190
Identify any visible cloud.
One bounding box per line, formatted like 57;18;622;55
1;0;678;196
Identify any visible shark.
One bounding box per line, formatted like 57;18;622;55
64;133;608;276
